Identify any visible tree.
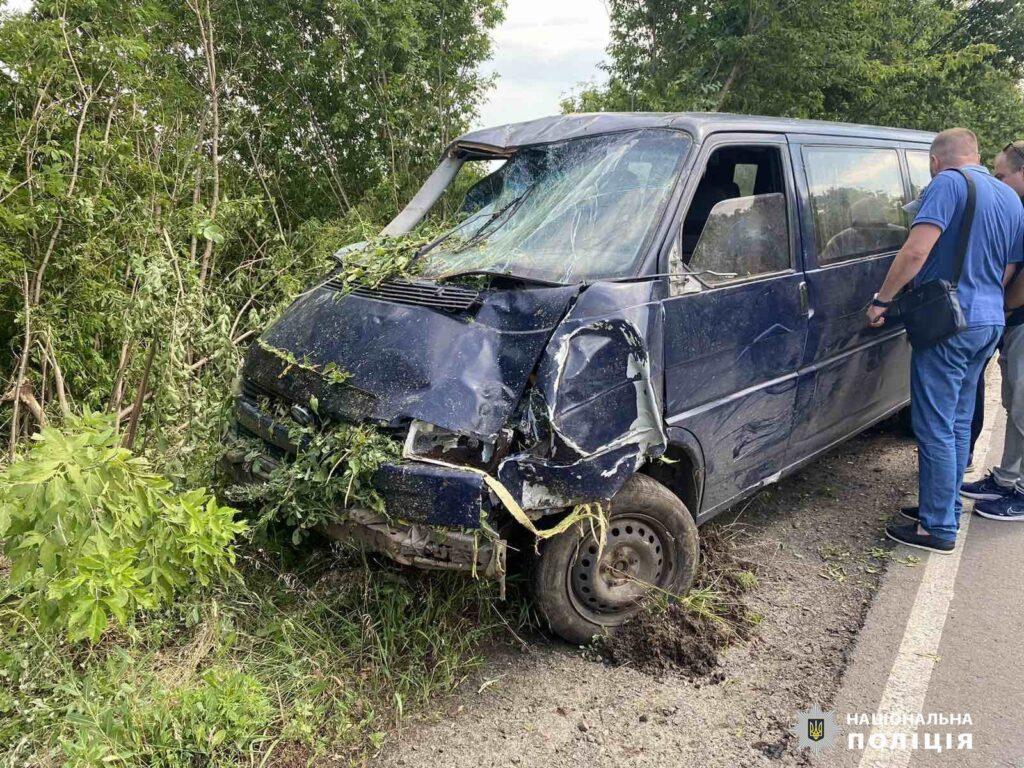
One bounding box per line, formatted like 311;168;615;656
566;0;1024;156
0;0;503;468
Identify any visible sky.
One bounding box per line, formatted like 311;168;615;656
475;0;611;128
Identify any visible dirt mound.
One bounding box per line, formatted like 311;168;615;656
599;527;760;677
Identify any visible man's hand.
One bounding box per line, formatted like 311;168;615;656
866;304;887;327
869;223;941;321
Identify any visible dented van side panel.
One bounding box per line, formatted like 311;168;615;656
662;272;809;519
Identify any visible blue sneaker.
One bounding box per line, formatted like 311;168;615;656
974;492;1024;522
960;473;1011;501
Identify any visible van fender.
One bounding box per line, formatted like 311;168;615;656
649;426;706;517
496;280;670;511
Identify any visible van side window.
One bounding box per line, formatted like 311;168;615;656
680;145;791;286
907;150;931;199
804;146;908;265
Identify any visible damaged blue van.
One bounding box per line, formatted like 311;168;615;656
223;113;934;643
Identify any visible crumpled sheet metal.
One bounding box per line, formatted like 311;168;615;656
494;281;669;510
323;509;504;578
449;112;935;157
247;283;579;441
453;113;689;153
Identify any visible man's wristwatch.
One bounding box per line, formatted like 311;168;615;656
870;293;893;308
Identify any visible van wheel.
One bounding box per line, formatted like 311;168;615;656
533;473;699;645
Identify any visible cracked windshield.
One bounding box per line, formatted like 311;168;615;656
422;129;691;284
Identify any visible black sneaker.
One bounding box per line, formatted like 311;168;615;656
897;506;963;532
960;473;1010;501
974;492;1024;521
885;522;955;555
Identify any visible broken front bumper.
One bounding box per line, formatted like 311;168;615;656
321;509;504;578
221;436;503;576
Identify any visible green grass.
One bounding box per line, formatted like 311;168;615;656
0;544;511;766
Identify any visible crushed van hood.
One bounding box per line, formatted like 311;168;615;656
243;281;581;440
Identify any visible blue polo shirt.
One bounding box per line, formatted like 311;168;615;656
913;164;1024;328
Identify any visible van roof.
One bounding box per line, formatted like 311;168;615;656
453;112;936;152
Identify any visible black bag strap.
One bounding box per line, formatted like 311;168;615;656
950;167;977;287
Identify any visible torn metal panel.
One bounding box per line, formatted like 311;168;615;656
244;283;579;441
323;509;503;577
403;419;511;472
498;442;648;511
496;281;669;511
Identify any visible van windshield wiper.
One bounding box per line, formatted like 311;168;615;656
436;268;568;287
423;185;538;257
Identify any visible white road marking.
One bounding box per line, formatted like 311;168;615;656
855;369;1000;768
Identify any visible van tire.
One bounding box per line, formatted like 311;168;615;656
533;473;699;645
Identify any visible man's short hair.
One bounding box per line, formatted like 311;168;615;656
932;128;980;164
999;140;1024;173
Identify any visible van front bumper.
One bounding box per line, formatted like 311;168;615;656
322;508;505;578
220;440;490;530
221;442;503;576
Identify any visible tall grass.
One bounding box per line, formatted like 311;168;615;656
0;545;511;766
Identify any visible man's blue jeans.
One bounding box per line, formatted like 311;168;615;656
911;324;1002;540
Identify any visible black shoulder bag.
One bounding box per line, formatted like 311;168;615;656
892;168;976;350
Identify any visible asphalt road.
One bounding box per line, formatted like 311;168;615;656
831;366;1024;768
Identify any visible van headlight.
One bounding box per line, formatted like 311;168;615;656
404;420;510;469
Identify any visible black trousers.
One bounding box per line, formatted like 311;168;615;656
969;357;988;460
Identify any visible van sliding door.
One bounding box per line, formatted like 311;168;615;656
788;138;915;461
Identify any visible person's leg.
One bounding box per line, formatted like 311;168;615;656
952;327;1003;525
968;359;987;464
992;325;1024;488
912;341;965;541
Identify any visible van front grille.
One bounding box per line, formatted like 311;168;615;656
324;278;480;312
241;377;281;403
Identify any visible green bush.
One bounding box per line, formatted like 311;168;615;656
0;413;246;643
0;552;509;765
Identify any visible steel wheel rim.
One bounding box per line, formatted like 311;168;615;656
566;512;675;626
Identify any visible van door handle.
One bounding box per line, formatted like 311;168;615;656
798;281;813;319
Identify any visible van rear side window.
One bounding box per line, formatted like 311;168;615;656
804;146;908;265
907;150;931;198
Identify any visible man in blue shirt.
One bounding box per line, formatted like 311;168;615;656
866;128;1024;553
961;140;1024;519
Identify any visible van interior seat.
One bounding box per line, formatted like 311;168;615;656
823;196;908;262
682;166;741;259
